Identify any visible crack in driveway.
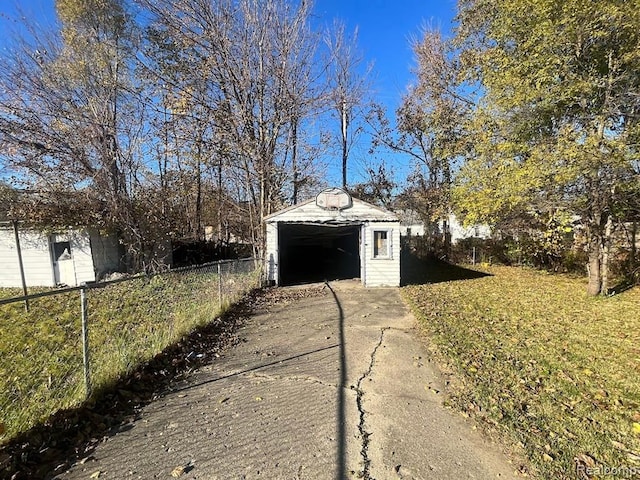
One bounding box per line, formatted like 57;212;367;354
354;327;389;480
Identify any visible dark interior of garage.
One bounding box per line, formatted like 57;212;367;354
278;223;361;286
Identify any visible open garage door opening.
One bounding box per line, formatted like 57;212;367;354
278;223;361;286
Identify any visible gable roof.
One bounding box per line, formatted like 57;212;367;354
265;193;398;223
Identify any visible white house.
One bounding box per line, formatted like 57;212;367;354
442;214;491;243
265;188;401;287
0;224;122;287
395;209;491;243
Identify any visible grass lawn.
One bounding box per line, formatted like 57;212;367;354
402;263;640;479
0;266;259;444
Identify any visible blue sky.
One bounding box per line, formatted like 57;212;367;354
313;0;457;184
0;0;458;186
0;1;457;98
315;0;456;109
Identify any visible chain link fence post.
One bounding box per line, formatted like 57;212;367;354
0;259;263;442
80;285;92;398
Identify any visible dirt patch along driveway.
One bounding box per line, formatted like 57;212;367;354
59;281;520;480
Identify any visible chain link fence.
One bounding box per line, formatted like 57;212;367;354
0;258;260;444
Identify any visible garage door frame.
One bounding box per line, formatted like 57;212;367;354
277;222;363;286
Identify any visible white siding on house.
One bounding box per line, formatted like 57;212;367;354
68;231;96;284
265;191;401;287
0;227;119;288
0;228;55;287
265;222;278;284
446;214;491;243
363;222;401;287
265;197;397;224
399;224;425;237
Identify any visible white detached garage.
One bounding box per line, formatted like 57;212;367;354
265;188;400;287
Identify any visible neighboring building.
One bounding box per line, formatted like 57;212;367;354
443;214;491;243
396;210;490;243
265;188;401;287
396;209;426;238
400;223;426;237
0;224;122;287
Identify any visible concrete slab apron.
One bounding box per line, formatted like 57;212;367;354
331;282;519;480
60;281;518;480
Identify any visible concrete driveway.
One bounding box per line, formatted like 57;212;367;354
58;281;521;480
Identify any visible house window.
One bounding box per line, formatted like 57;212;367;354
53;241;72;261
373;230;390;258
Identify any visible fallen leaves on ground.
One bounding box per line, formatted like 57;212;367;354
402;263;640;480
170;462;194;477
250;285;328;312
0;288;268;479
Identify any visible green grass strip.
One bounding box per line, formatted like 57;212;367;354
402;265;640;480
0;266;260;443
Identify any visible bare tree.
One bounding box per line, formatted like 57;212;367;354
140;0;329;252
324;20;372;189
349;162;397;209
368;28;472;251
0;0;172;270
1;0;366;263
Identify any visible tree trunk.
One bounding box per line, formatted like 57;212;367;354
291;116;299;204
195;154;202;240
341;99;348;188
442;216;451;256
586;217;608;296
217;156;223;243
630;221;637;268
587;241;602;295
601;215;613;294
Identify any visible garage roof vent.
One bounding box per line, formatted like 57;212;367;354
315;188;352;211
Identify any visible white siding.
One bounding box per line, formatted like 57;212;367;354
265;194;401;287
265;222;278;283
445;214;491;243
266;198;397;224
0;228;21;287
0;227;120;287
362;222;400;287
400;223;425;237
0;228;55;287
68;231;96;284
